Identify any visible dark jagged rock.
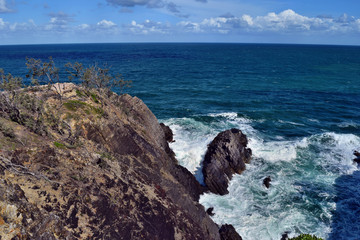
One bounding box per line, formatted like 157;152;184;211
203;128;252;195
219;224;243;240
160;122;174;143
263;176;271;189
206;207;215;216
281;231;290;240
0;84;221;239
353;150;360;163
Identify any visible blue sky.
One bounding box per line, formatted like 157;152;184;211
0;0;359;45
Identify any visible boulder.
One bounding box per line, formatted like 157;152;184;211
203;128;252;195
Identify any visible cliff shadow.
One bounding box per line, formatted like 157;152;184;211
328;168;360;240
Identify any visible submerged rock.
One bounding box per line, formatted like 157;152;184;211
263;176;271;188
281;232;290;240
202;128;252;195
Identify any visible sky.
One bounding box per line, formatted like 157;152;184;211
0;0;359;45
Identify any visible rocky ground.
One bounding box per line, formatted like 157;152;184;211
0;83;228;240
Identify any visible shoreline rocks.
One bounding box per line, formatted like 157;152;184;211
202;128;252;195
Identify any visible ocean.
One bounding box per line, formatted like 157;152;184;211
1;43;360;239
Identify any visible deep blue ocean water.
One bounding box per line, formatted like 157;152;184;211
1;43;360;239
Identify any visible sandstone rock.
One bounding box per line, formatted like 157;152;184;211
203;128;252;195
219;224;243;240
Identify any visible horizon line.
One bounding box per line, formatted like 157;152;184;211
1;41;360;47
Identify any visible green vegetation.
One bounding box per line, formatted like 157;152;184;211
54;141;66;149
100;152;114;161
89;92;100;104
64;100;87;111
0;68;22;96
289;234;323;240
64;100;104;117
26;57;66;101
75;89;86;97
0;121;16;138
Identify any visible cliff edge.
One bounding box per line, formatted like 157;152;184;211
0;83;220;239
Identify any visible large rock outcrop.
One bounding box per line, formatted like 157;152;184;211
202;128;252;195
0;83;219;239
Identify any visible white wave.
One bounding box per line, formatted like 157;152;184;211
200;132;360;240
278;120;306;126
163;113;257;172
208;112;240;120
162;118;217;184
337;121;359;129
164;114;360;240
248;137;304;162
304;132;360;175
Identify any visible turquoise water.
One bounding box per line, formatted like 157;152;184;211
1;43;360;239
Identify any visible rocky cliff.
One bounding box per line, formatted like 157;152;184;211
0;83;222;239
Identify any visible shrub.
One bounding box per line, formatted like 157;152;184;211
26;57;66;101
289;234;323;240
0;121;16;138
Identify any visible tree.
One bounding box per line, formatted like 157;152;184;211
0;69;23;122
26;57;65;101
0;68;23;99
66;62;131;95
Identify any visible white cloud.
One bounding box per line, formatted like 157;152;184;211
0;0;11;13
177;9;360;34
242;15;253;26
0;17;6;29
1;9;359;44
97;19;117;28
44;12;75;31
78;24;90;30
177;21;202;33
125;19;169;34
254;9;312;31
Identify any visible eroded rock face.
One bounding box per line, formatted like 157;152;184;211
0;84;220;240
203;128;252;195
